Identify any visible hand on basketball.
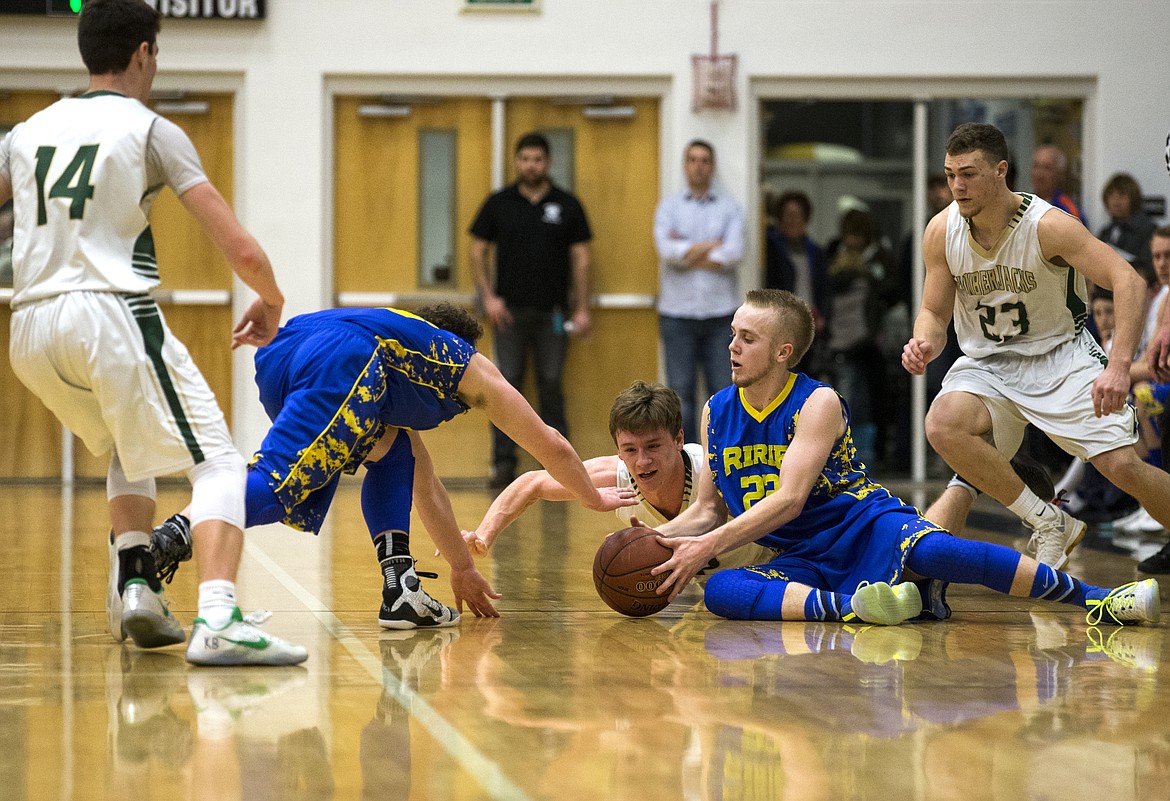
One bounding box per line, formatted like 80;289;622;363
450;564;501;618
582;485;639;513
901;337;934;375
652;534;716;602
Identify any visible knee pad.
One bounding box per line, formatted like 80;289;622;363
187;451;247;531
107;451;156;501
704;569;775;620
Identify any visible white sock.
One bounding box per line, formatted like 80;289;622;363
198;579;237;629
1007;487;1056;527
114;531;151;551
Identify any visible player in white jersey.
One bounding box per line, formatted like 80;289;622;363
903;122;1170;570
0;0;303;665
462;380;773;571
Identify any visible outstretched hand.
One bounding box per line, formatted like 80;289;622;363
232;298;282;350
460;529;490;557
450;564;501;618
580;485;639;513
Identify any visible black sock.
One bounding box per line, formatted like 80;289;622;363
118;546;161;593
375;531;411;562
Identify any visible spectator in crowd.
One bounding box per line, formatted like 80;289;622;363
1098;172;1156;264
470;132;593;489
1030;143;1086;224
654;139;745;444
763;190;829;373
825;208;896;466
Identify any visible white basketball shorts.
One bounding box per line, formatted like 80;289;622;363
9;291;237;482
938;328;1138;461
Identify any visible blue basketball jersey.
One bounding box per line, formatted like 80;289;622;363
250;307;476;532
706;372;933;590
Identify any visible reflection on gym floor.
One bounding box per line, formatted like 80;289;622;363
0;480;1165;800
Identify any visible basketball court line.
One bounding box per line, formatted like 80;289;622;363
243;539;533;801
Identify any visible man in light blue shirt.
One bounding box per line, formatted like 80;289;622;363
654;139;745;442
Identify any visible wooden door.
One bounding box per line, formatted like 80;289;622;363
0;91;65;478
333;96;494;479
505;97;661;462
0;90;237;479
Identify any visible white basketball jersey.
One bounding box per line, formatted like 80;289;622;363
614;442;703;527
7;93;163;308
945;193;1088;358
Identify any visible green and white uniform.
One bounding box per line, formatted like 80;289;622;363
938;193;1137;460
1;92;235;481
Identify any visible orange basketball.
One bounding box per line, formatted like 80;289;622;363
592;527;673;617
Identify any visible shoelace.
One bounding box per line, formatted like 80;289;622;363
1086;583;1137;626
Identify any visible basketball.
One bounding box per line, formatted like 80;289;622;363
592;527;673;617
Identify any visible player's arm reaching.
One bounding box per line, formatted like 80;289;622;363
406;430;501;617
457;353;636;513
462;456;620;556
902;210;955;375
652;389;843;601
1038;209;1147;417
178;181;284;349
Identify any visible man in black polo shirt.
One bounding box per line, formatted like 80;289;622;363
470;132;593;488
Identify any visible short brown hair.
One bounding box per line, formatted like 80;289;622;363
608;381;683;442
744;288;815;368
946;123;1010;167
768;190;812;223
1102;172;1143;212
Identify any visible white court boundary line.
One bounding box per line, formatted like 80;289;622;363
244;540;533;801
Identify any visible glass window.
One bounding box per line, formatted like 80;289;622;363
418;129;457;286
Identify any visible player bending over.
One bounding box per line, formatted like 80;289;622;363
150;304;635;628
647;289;1159;627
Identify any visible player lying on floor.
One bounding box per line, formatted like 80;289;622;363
461;380;774;572
643;288;1159;627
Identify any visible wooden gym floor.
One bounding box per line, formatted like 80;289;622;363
0;477;1167;801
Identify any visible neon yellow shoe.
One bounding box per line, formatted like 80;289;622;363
1085;579;1161;626
849;582;922;626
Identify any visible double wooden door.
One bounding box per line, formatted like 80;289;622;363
332;95;661;478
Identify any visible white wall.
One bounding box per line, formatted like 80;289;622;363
3;0;1167;450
